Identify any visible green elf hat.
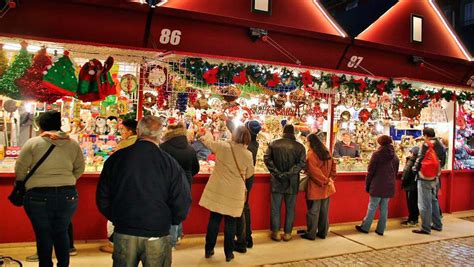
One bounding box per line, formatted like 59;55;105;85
77;58;102;102
42;50;77;97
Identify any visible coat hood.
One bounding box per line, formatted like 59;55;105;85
162;127;187;143
162;135;189;149
377;144;396;160
41;131;71;147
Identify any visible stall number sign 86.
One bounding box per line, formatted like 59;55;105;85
159;29;182;45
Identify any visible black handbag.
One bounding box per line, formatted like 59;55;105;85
8;144;56;207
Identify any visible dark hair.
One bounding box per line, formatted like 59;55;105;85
283;124;295;135
307;133;331;161
38;111;61;131
122;119;138;135
232;125;251;146
423;127;436;138
377;135;393;146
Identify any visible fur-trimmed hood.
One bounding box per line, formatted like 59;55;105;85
162;127;188;144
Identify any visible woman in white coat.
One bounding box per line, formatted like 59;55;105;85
199;125;254;262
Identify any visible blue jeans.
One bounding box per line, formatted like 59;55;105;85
418;179;443;233
113;233;171;267
169;224;182;247
361;196;389;234
24;186;78;267
271;193;297;233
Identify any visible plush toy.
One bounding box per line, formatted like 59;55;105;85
60;117;71;133
95;117;107;135
106;116;118;136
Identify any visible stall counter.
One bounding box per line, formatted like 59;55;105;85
1;170;471;244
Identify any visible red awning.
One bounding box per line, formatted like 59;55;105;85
337;0;474;87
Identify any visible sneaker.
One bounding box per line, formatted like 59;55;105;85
282;233;292;242
431;226;442;232
375;231;384;236
300;233;315;241
100;243;114;254
271;231;281;242
401;220;417;227
69;247;78;256
355;225;369;234
26;253;38;262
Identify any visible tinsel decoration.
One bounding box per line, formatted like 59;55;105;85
0;44;8;78
0;41;32;99
176;92;188;112
15;47;62;103
43;51;77;97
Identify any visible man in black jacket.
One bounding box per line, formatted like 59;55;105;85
401;146;420;227
264;124;306;242
412;127;446;235
96;116;191;267
160;122;199;249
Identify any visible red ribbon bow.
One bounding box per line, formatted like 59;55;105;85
331;75;341;88
203;68;219;85
301;71;313;87
232;70;247;85
267;73;281;88
354;78;367;92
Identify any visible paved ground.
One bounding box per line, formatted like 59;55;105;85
269;236;474;267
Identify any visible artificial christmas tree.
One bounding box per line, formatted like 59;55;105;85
15;47;62;103
0;41;32;99
0;44;8;78
43;50;77;96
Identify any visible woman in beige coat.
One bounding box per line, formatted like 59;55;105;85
199;125;254;262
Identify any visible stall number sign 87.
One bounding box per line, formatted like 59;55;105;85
160;29;182;45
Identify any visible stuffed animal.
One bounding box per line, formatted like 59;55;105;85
106;116;118;136
95;117;107;135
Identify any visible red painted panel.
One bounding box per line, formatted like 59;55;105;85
357;0;470;61
149;15;347;69
0;0;148;49
451;171;474;212
161;0;345;37
338;45;472;86
0;172;463;243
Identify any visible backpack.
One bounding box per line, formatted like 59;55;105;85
419;142;440;180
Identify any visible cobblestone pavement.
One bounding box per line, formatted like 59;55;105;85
269;237;474;266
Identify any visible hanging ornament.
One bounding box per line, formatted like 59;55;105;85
187;87;198;104
119;74;138;94
143;92;157;109
358;108;370;123
176;92;188;112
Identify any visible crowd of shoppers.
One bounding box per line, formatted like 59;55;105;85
13;110;448;266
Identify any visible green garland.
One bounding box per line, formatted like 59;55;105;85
170;57;473;104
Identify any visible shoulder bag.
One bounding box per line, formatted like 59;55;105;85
228;142;247;200
8;144;56;207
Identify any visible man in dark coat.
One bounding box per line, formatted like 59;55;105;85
264;124;306;242
333;131;360;158
356;135;399;236
160;122;199;248
96;116;191;267
234;120;261;252
401;146;420;226
412;127;446;235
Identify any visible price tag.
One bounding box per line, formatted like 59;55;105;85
5;146;21;158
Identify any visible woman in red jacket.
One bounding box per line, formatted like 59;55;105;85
301;133;336;240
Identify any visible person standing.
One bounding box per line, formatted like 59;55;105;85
333;131;360;158
356;135;399;236
96;116;191;267
301;133;336;240
15;111;85;267
100;119;138;254
234;120;261;252
412;127;446;235
199;126;254;262
401;146;420;227
160;122;200;249
264;124;306;242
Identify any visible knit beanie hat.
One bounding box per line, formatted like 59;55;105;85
283;124;295;135
410;146;420;156
39;111;62;131
245;120;261;136
377;135;393;146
